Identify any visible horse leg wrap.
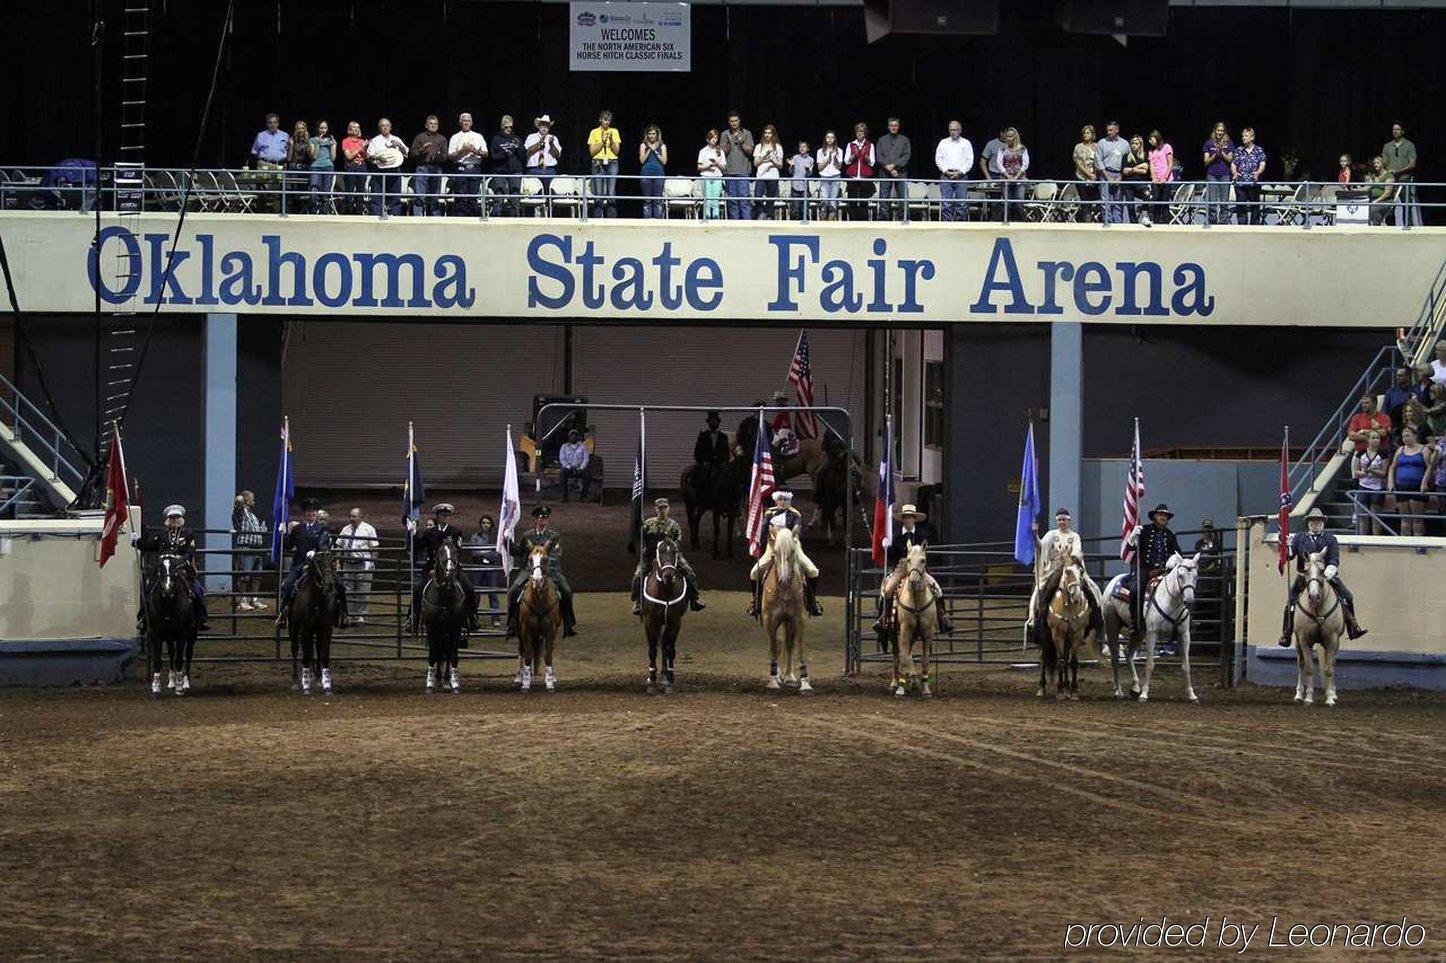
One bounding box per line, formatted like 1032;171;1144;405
1278;605;1295;647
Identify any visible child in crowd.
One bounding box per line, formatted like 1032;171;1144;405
789;140;814;219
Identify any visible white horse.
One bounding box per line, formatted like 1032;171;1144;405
1292;551;1344;707
1102;553;1201;703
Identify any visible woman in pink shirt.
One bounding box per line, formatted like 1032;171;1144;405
1146;129;1175;226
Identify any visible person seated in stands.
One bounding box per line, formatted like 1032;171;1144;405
1352;430;1389;535
133;504;210;632
275;497;348;627
558;429;592;503
1388;425;1432;537
1345;394;1392;453
1278;507;1368;645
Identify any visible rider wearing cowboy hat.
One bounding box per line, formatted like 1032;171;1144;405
1124;503;1181;627
632;497;705;615
132;504;210;631
505;504;578;637
1025;507;1104;645
748;489;824;617
407;503;481;634
872;503;952;638
1277;506;1368;645
275;497;348;628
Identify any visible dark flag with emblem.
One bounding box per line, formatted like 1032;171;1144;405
627;431;646;554
1278;426;1291;575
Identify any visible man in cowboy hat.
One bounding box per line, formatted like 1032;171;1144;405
1124;503;1182;629
872;503;951;639
505;504;577;637
407;503;480;634
1024;507;1103;646
632;497;705;615
1277;506;1368;645
276;497;348;628
132;504;210;632
748;489;824;617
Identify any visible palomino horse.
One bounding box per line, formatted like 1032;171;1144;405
422;539;468;694
758;526;812;694
288;549;340;696
640;536;688;693
1103;553;1201;703
518;540;562;693
1293;551;1345;707
890;543;936;698
145;554;198;697
1040;560;1090;700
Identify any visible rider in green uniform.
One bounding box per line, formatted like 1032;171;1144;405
631;497;705;615
505;505;578;637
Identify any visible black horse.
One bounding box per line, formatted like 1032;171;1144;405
641;536;688;693
682;454;748;559
287;549;340;695
144;554;198;697
813;438;870;547
422;540;468;693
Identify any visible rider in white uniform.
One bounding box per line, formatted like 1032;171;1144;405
748;490;824;617
871;503;952;638
1025;507;1105;644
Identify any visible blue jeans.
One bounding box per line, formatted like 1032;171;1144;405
725;175;752;220
307;169;334;213
369;169;403;216
450;167;483;216
492;174;521;216
1101;177;1125;223
641;175;664;218
1205;173;1231;224
818;177;841;218
342;163;368;214
590;160;618;217
753;178;778;219
940;178;967;221
411;165;442;216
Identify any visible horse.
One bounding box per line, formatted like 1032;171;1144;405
810;442;869;547
288;549;340;696
1292;551;1345;707
890;543;936;698
1103;553;1201;703
1040;559;1091;701
144;554;197;697
517;540;562;693
681;456;747;559
759;526;812;694
421;539;468;694
640;536;688;693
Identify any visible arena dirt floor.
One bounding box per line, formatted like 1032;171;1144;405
3;584;1445;960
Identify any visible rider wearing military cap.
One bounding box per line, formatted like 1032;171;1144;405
133;504;210;631
505;504;578;637
1277;506;1368;645
632;497;705;615
407;502;481;633
275;497;348;627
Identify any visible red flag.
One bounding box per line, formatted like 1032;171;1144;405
98;425;130;567
1278;427;1291;575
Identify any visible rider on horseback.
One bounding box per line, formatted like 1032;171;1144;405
505;505;578;638
694;411;731;473
275;497;348;628
1277;507;1369;645
632;497;706;615
871;504;952;638
1025;507;1105;644
748;490;824;617
406;503;481;633
133;504;210;632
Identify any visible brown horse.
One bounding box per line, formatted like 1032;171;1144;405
640;536;688;693
757;526;811;694
890;543;936;698
517;541;562;693
1040;559;1090;700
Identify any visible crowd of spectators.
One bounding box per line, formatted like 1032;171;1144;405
1347;346;1446;536
242;109;1426;224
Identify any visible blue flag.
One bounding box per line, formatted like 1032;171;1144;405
403;423;426;544
1013;422;1040;566
270;418;294;565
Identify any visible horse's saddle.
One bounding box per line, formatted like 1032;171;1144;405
1107;573;1162;603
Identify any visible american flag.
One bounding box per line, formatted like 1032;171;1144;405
745;409;776;558
1119;419;1144;561
787;331;819;439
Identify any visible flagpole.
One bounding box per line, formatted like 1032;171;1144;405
638;407;646;563
407;420;415;620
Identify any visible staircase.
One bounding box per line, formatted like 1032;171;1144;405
0;373;87;511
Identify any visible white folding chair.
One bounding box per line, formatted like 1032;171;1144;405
1022;180;1059;221
664;177;699;219
519;176;547;216
549;176;585;218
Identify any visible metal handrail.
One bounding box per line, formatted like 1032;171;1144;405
0;476;36;516
0;371;88;488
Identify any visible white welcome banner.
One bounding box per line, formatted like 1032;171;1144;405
8;211;1443;327
570;1;690;72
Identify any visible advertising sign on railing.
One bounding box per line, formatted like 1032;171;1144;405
570;1;690;72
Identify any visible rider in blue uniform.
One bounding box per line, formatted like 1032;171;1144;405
1124;503;1182;630
133;504;210;631
407;503;480;633
1277;506;1368;645
275;497;348;627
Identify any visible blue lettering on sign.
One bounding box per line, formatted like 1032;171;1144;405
86;227;477;310
526;233;723;312
969;237;1215;318
768;234;935;314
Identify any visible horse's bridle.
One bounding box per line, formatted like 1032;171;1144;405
643;545;686;608
1300;573;1341;626
1147;565;1195;627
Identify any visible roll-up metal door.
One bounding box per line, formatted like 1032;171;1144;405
572;326;867;490
282;321;564;487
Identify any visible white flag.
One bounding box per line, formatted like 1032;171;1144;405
497;427;521;576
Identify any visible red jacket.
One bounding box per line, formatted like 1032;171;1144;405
845;139;875;178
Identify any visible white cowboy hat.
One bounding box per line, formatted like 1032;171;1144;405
771;490;794;503
535;114;552;126
163;504;185;519
894;503;926;521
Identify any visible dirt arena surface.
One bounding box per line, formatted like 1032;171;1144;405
3;592;1444;961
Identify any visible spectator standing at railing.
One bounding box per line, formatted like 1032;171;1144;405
525;114;562;198
231;490;267;612
1201;121;1234;226
307;121;336;214
490;116;525;217
447;113;488;217
1429;341;1446;386
752;125;784;220
338;507;378;625
469;514;504;626
366;118;409;217
1346;394;1392;453
639;124;668;219
936;121;973;223
284;120;313;216
788;141;814;220
697;129;726;220
1353;431;1389;535
587;110;622;218
875;117;911;221
1337;153;1354;186
1191;518;1224;642
1230;127;1267;225
720;112;755;220
1121;135;1151;224
409;115;448;217
1096;120;1129;224
844;122;875;222
998;128;1029;222
249;113;289;213
1366;155;1396;226
1145;129;1174;227
1072;124;1100;220
340;121;368;215
816;131;844;221
1388;425;1431;536
978;126;1005;220
1382;123;1420;227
